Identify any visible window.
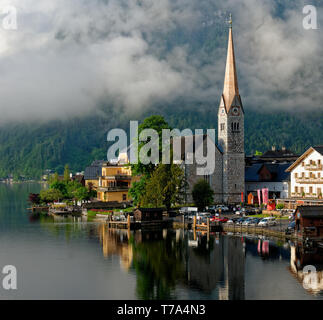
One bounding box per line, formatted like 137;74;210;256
309;186;313;194
302;162;304;167
295;186;298;193
231;122;239;132
123;194;127;201
294;173;298;178
220;123;225;131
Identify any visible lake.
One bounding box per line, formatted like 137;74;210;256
0;182;322;300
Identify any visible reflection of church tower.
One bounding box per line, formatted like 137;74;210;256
218;14;245;204
227;237;245;300
218;236;245;300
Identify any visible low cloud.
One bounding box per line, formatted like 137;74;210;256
0;0;322;122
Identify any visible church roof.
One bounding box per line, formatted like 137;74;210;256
222;24;243;113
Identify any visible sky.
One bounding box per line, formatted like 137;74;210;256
0;0;322;122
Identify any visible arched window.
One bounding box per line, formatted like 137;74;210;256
237;122;239;130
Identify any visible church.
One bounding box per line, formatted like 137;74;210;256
185;19;245;204
115;19;245;205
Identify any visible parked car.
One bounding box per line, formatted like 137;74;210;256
227;217;239;224
219;205;229;212
258;217;277;227
248;218;261;226
179;207;188;215
236;217;248;225
285;220;296;234
214;217;229;223
242;218;256;225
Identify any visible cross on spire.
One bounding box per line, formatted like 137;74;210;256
228;13;233;28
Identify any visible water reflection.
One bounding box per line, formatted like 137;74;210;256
290;243;323;295
97;226;247;299
2;183;323;300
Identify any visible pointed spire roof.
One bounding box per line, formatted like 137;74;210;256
222;17;242;113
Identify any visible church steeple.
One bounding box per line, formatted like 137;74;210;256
217;14;245;204
222;15;242;113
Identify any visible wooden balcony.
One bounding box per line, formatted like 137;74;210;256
102;175;132;181
304;163;323;171
295;177;323;184
291;192;321;198
98;186;129;192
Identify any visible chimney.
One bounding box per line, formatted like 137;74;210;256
272;146;276;151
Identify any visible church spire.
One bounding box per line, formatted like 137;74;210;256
222;14;241;113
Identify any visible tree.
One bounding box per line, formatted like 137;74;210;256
64;164;70;182
66;180;82;199
129;176;148;207
142;164;185;210
28;193;40;205
192;180;214;211
73;186;90;203
49;181;67;197
40;189;64;203
131;115;171;177
48;172;59;185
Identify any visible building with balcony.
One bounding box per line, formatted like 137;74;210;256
286;146;323;200
97;162;135;203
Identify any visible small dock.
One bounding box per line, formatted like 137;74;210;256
106;216;172;230
27;206;49;213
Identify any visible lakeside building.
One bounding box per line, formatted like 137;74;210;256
84;157;137;203
286;146;323;200
294;206;323;239
245;162;291;200
97;162;133;202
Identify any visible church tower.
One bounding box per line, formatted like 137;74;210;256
218;15;245;203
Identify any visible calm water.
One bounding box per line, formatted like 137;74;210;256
0;182;323;300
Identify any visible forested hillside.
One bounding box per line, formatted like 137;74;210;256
0;107;322;179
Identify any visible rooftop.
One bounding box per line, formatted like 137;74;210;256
296;206;323;218
245;162;291;182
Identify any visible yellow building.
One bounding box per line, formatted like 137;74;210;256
97;163;134;202
84;160;105;190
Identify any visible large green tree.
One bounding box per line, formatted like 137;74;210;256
192;179;214;211
131;115;171;177
142;163;185;210
40;189;64;203
129;115;173;206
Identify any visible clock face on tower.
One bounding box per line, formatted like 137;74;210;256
232;107;239;116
